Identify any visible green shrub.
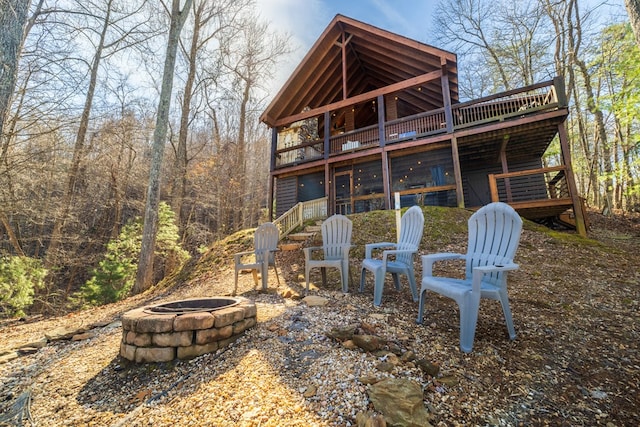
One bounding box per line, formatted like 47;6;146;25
79;202;189;306
0;256;47;318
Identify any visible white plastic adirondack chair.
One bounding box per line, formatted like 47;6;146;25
360;205;424;306
304;214;353;293
234;222;280;292
417;202;523;353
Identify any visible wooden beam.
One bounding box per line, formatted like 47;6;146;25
557;122;587;236
450;135;464;208
441;59;453;133
499;134;512;201
273;69;443;127
341;31;348;100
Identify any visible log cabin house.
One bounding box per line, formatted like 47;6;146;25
260;15;587;236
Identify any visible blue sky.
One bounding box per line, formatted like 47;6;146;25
255;0;628;96
255;0;441;92
255;0;440;47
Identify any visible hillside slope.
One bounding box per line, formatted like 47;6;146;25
1;207;639;426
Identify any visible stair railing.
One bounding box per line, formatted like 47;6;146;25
273;197;328;238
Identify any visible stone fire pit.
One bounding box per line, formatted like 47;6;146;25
120;297;256;363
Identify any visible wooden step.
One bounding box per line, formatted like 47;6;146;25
288;232;316;241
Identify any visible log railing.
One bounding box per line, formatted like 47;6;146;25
488;166;570;204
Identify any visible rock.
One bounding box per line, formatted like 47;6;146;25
281;288;300;299
17;347;40;355
437;375;458;387
302;295;329;306
400;350;416;362
72;331;96;341
342;340;357;350
326;323;359;341
367;378;432;427
356;411;387;426
0;351;19;364
21;337;48;349
45;326;84;341
359;375;380;385
173;312;215;331
303;384;317;398
415;359;440;377
352;334;385;352
375;362;395;372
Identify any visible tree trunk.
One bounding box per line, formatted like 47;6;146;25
625;0;640;48
0;0;29;139
134;0;193;294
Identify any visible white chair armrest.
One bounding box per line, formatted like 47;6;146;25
234;250;255;263
381;248;417;263
421;253;465;277
471;263;519;292
365;242;397;258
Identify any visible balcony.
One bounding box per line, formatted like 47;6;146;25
273;79;562;168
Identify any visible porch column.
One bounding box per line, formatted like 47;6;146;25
268;174;275;221
324;111;332;215
382;152;391;209
451;135;464;208
441;59;454;133
269;128;278;220
499;135;512;201
324;111;330;159
377;94;386;147
557;123;587;237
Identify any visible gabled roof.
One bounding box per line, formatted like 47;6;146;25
261;14;458;127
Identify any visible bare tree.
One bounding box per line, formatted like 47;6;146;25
221;14;291;230
134;0;194;294
433;0;513;92
46;0;153;266
171;0;246;231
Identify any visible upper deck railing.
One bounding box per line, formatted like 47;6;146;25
274;79;563;168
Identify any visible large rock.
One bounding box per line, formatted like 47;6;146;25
326;323;359;341
302;295;329;306
367;378;432;427
352;334;385;352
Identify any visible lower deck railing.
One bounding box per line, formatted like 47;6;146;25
488;166;570;205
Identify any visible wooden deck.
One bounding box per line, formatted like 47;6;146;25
274;79;563;167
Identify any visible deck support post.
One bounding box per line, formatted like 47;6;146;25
557;122;587;236
324;111;332;215
450;135;464;208
269;128;278;220
441;59;454;133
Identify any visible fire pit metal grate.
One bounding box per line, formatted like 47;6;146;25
144;297;239;314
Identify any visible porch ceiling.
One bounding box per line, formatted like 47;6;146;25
261;14;458;127
456;114;567;165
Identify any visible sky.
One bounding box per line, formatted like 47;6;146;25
254;0;442;94
254;0;628;98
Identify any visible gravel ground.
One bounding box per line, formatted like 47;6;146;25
1;208;639;426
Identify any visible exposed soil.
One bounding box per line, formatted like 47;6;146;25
1;207;638;426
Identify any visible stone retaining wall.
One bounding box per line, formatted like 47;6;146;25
120;297;257;363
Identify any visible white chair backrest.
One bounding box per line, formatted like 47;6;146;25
254;223;279;264
396;206;425;265
465;202;523;286
321;214;353;260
